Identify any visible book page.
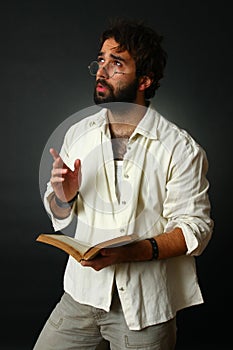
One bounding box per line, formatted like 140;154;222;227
41;234;91;256
37;233;139;261
83;233;139;260
93;233;139;249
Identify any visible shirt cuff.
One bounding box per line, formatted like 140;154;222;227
44;188;75;232
165;221;199;255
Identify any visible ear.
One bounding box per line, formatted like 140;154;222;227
138;75;153;92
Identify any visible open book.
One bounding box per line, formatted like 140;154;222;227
36;232;139;262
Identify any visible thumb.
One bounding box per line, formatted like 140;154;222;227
100;248;116;256
74;159;81;171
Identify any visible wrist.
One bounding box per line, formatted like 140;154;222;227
146;238;159;260
54;193;78;208
127;240;157;262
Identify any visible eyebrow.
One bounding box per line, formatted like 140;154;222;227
98;52;127;63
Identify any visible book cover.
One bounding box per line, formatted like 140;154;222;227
36;232;139;262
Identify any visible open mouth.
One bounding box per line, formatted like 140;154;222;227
96;83;108;92
96;79;112;93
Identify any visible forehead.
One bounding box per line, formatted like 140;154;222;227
100;37;132;61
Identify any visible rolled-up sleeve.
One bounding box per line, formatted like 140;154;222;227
43;182;76;232
163;141;214;256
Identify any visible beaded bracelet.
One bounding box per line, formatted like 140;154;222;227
147;238;159;260
54;193;78;209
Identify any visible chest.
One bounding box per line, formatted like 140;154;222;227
111;137;128;160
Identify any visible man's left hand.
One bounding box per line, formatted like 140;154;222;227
80;240;153;271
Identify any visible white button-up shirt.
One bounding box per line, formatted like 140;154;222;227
44;105;213;330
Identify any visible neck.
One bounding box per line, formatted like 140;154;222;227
107;101;148;138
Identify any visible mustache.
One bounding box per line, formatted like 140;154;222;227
96;79;113;90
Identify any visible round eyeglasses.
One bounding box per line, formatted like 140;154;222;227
88;60;127;79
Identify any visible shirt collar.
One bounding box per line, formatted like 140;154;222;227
95;105;159;140
133;105;158;140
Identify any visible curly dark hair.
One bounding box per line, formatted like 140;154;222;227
99;18;168;99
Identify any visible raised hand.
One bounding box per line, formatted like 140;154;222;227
50;148;81;202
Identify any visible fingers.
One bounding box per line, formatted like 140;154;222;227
81;256;112;271
50;148;81;172
49;148;59;161
49;148;81;199
49;148;66;188
50;148;66;170
81;249;119;271
51;168;68;184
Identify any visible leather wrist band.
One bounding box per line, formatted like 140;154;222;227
54;193;78;209
146;238;159;260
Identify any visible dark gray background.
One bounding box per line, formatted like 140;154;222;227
1;0;232;349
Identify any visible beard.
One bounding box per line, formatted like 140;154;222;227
94;78;139;105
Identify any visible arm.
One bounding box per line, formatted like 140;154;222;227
153;227;187;259
48;148;81;219
48;192;74;219
81;227;187;271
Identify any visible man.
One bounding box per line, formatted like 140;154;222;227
34;19;213;349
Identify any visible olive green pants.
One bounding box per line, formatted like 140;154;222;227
33;291;176;350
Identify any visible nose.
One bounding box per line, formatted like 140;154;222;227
96;64;109;79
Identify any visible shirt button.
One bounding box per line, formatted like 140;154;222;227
124;174;129;179
120;228;125;233
89;121;96;127
121;200;127;205
119;287;124;291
